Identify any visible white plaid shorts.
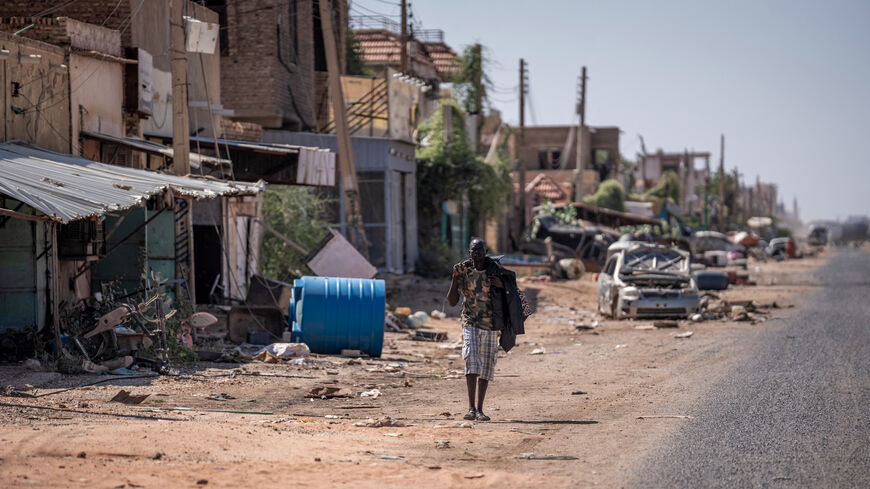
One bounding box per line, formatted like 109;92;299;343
462;326;500;381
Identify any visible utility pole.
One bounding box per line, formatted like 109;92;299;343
472;43;483;154
574;66;587;200
718;133;725;231
518;58;527;236
169;0;195;303
169;0;189;175
732;167;741;226
681;148;689;211
400;0;408;73
703;154;710;230
320;0;369;257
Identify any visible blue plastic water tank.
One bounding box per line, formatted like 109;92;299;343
289;276;385;357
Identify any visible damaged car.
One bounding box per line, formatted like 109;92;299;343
597;243;700;319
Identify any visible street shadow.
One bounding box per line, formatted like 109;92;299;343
494;419;598;425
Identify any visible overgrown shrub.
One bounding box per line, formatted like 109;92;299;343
643;170;680;203
583;179;626;212
261;185;334;281
415;100;511;257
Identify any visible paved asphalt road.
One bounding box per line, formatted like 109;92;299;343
635;249;870;488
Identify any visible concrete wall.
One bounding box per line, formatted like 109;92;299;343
70;53;125;151
0;17;127;154
0;32;71;153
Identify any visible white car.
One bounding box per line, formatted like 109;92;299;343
597;243;700;319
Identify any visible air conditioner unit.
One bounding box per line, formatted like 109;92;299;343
58;219;105;260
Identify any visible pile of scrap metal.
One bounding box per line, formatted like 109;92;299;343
522;216;616;275
696;295;782;324
58;277;216;374
596;242;700;319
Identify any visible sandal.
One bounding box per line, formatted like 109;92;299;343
463;409;477;420
475;411;491;421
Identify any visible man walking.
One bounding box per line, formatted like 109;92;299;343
447;238;525;421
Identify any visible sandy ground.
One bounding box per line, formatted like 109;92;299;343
0;249;834;489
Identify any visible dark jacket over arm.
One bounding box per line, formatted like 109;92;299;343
485;257;525;352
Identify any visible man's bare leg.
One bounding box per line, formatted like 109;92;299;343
476;379;490;420
465;374;478;418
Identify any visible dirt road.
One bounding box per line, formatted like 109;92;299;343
0;251;832;488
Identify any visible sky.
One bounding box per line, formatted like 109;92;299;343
353;0;870;222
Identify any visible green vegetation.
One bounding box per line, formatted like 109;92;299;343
451;44;492;115
415;99;512;276
583;179;626;212
261;185;334;281
642;170;681;203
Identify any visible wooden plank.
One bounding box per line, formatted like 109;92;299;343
0;208;50;222
318;0;369;259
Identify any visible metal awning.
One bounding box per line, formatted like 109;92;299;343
81;131;232;169
144;133;336;187
0;141;263;223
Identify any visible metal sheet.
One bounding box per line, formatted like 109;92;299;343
0;142;262;223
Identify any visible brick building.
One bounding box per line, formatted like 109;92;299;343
509;124;621;197
200;0;349;131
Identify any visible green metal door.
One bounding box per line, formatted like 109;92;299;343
0;213;39;331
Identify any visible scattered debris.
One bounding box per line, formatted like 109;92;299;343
571;391;587;395
576;320;604;330
207;393;235;401
413;328;447;342
615;344;628;349
675;331;694;339
530;347;546;355
435;440;451;449
384;432;402;437
517;453;578;460
407;311;430;329
306;386;352;399
2;386;36;398
634;324;656;330
110;390;150;405
252;343;310;363
464;473;485;479
23;358;41;370
353;416;404;427
690;313;703;322
384;313;406;332
360;388;382;398
430;310;447;320
653;320;679;328
380;455;405;461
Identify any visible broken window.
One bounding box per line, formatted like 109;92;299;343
537;149;548;169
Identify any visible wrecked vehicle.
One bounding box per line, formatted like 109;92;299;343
522;216;615;272
597;243;700;319
806;226;828;247
691;230;746;255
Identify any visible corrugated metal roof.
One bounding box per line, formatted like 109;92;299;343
0;141;262;223
81;131;232;168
